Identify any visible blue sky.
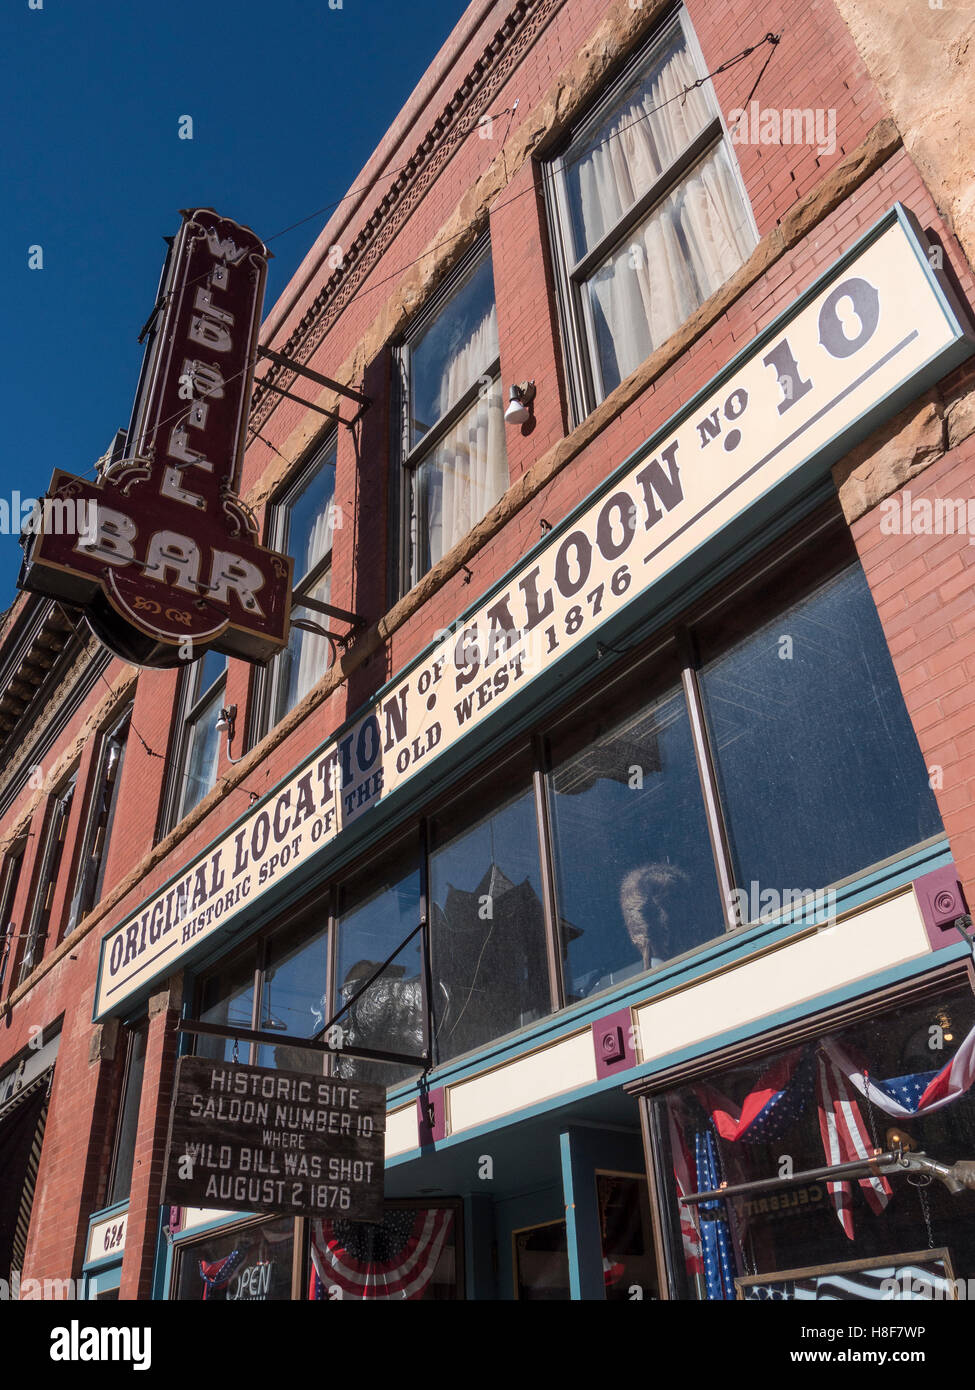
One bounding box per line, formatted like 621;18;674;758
0;0;466;599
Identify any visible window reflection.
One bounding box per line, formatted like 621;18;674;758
698;563;944;903
257;916;328;1074
333;850;423;1088
429;777;550;1062
547;679;723;1000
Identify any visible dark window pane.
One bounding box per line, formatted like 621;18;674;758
108;1023;148;1204
598;1174;659;1300
514;1221;570;1300
548;680;724;1000
256;914;329;1074
699;563;943;905
91;718;128;905
174;1216;295;1300
285;445;337;584
658;986;975;1300
410;252;498;447
334;849;423;1089
430;776;550;1062
197;953;256;1064
69;714;130;930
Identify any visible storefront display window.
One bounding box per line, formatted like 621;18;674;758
333;848;423;1087
547;673;724;1001
514;1220;570;1299
653;984;975;1300
430;772;550;1062
698;562;943;907
308;1203;461;1299
174;1216;296;1300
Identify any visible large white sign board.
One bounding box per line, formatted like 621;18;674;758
94;206;973;1020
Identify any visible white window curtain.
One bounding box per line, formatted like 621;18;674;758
280;498;336;717
573;38;711;255
415;304;507;570
569;37;755;396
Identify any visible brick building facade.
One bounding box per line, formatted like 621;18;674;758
2;0;975;1302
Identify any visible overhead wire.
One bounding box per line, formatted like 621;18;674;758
63;32;780;484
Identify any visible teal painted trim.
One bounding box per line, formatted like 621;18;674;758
624;939;974;1088
384;943;967;1165
560;1129;606;1301
560;1131;584;1301
82;1266;122;1299
153;1219;174;1302
381;838;951;1106
93;201;974;1023
169;1210;260;1244
81;1199;130;1274
80;1252;124;1276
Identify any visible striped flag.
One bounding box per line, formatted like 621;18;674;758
823;1019;975;1118
310;1208;452;1300
667;1105;703;1278
815;1051;891;1238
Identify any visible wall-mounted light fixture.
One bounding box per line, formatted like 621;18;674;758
215;703;246;765
504;380;536;425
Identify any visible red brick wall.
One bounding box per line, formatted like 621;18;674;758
852;423;975;898
1;0;973;1295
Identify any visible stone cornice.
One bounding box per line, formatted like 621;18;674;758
250;0;562;432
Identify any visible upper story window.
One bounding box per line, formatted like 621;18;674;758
258;438;337;732
547;11;757;417
66;706;130;933
398;241;508;588
0;839;25;997
106;1020;148;1206
19;771;76;982
165;650;228;831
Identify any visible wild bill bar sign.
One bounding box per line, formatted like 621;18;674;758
162;1057;386;1222
20;208;292;667
94;205;974;1019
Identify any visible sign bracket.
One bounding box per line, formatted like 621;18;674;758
256;346;371;428
176;1019;428;1069
177;918;434;1071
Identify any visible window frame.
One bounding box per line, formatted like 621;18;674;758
395;235;503;593
161;654;228;835
545;7;757;421
18;770;77;983
106;1018;149;1207
66;703;131;934
251;433;339;740
189;505;944;1070
0;837;26;997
